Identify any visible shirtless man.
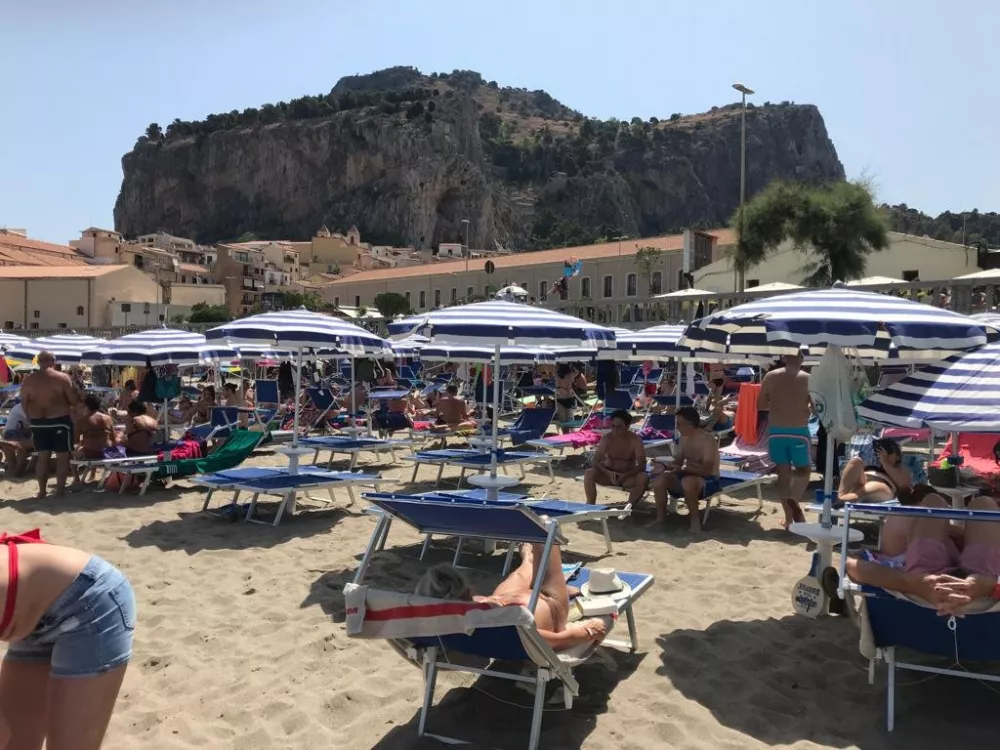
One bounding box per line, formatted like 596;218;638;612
20;351;79;498
650;406;721;532
759;352;813;528
433;384;477;431
415;542;606;652
583;409;648;505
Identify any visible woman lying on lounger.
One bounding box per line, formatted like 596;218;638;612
415;543;608;652
835;438;912;507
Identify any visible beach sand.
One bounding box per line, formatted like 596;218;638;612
1;446;996;750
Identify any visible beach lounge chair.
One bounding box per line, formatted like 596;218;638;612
836;502;1000;731
226;469;385;526
186;406;240;442
362;490;631;564
188;465;370;513
654;461;773;525
113;430;265;495
524;413;610;457
401;447;555;487
347;497;653;750
302;434;414;470
494;408;555;447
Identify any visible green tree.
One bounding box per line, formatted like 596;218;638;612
634;246;664;295
734;180;890;287
188;302;231;323
145;123;163;140
373;292;411;318
281;291;323;311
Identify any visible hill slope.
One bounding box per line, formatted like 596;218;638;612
114;66;845;249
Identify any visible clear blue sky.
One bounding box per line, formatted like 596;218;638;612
4;0;997;244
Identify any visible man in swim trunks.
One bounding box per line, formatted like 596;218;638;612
433;384;477;431
20;351;79;499
759;352;813;528
824;492;1000;616
583;409;648;505
650;406;721;532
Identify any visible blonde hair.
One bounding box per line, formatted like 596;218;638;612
414;564;473;601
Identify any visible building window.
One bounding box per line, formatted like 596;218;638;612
134;255;144;269
521;281;529;293
121;303;132;312
2;322;12;329
467;286;474;299
76;306;85;316
626;273;637;297
434;289;441;307
404;291;410;306
333;296;340;307
33;310;39;319
355;295;360;307
651;271;663;295
539;280;547;300
419;290;426;308
30;323;38;330
559;283;568;301
57;323;67;329
581;277;591;299
902;270;919;282
450;288;457;304
143;303;151;314
746;279;759;288
602;276;613;298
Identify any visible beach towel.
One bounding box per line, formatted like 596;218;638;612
938;433;1000;481
733;383;761;445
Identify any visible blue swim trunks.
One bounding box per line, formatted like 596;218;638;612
674;470;722;498
768;426;812;468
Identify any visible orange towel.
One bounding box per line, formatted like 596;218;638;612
734;383;761;445
939;433;1000;476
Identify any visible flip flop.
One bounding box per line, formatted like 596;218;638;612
821;566;848;616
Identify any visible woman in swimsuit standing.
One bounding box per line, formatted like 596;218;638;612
0;535;135;749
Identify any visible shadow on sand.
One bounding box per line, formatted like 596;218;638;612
656;614;1000;749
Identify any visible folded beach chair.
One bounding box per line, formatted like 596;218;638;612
837;502;1000;731
363;490;632;563
302;434;413;470
113;429;264;495
347;497;653;750
401;447;555;487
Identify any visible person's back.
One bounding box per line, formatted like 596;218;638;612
22;367;74;421
77;396;114;459
125;402;157;456
436;394;465;425
762;367;811;428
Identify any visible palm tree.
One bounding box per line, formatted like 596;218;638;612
734;180;890;287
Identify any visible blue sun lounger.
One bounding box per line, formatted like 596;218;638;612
363;490;631;564
188;465;367;513
301;434;415;470
217;469;385;526
837;503;1000;731
347;496;653;750
401;447;555;486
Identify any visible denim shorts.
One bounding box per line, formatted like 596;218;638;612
4;556;136;677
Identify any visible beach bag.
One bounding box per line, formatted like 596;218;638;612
809;347;863;443
154;365;181;401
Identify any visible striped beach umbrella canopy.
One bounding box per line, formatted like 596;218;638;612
6;334;107;364
419;344;556;365
0;333;29;352
207;308;390;357
390;334;428;357
82;328;212;367
858;342;1000;432
616;323;688;359
387;301;616;349
679;285;997;362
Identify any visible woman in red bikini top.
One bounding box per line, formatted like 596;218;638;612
0;531;136;749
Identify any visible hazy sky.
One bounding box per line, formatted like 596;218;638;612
3;0;997;244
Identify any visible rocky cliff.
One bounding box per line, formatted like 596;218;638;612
114;67;845;249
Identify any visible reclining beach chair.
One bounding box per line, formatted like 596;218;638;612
651;456;772;524
302;434;414;470
401;447;555;487
837;502;1000;731
113;429;265;495
186;406;240;442
494;407;555;447
347;496;653;750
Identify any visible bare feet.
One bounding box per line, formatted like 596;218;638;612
780;498;806;529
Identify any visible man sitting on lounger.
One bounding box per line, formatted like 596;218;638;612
823;491;1000;616
0;398;32;477
836;438;912;506
415;543;608;652
583;409;648;505
432;384;477;431
650;405;721;532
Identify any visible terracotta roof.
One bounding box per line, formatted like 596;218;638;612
179;262;210;274
0;233;81;257
324;228;735;285
0;265;129;279
0;247;88;267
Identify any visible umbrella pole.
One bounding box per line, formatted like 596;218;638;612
350;356;357;432
490;344;501;480
291;349;302;452
675;358;682;411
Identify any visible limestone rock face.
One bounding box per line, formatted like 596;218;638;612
114;69;844;249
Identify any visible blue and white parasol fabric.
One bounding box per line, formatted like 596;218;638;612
419;344;556;365
679;286;997;361
0;333;29;352
616;324;688;359
387;301;616;349
6;334;107;364
858;342;1000;432
207;308;390;357
82;328;212;367
390;334;428;357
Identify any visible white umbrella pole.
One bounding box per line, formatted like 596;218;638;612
675;358;682;411
490;343;501;479
480;363;488;433
822;433;836;528
350;356;357;431
292;349;302;450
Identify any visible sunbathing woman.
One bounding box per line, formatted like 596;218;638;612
0;535;136;749
124;400;158;456
415;542;607;652
836;438;912;506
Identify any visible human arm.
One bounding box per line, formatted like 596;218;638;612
621;436;647;478
592;435;609;467
537;619;607;651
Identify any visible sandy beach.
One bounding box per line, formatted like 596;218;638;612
1;446;996;750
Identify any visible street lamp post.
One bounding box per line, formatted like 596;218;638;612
733;82;754;294
461;219;471;273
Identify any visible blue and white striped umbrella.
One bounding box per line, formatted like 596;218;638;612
858;343;1000;432
388;301;616;349
82;328;212;367
974;312;1000;328
6;334;107;364
0;333;29;352
679;286;996;361
419;344;556;365
616;324;688;359
206;308;390;357
391;334;428;357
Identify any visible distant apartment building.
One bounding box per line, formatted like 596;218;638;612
308;225;365;272
214;244;265;315
71;227;122;263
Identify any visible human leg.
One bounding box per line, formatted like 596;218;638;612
960;495;1000;575
903;493;957;574
584;465;614;504
0;659;49;750
34;451;52;499
622;471;648;505
54;452;71;496
680;475;706;532
45;667;127;750
652;472;680;522
836;456;866;500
